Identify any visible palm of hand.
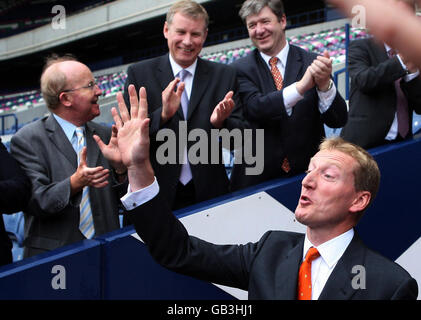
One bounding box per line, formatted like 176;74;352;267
117;118;149;168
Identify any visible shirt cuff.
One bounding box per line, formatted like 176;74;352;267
404;70;420;82
396;55;420;81
317;83;337;114
120;177;160;211
283;83;304;116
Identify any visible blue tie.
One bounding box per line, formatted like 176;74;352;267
179;69;190;120
178;70;193;185
75;127;95;239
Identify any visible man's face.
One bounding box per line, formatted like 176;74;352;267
163;12;208;68
245;6;287;57
295;149;362;230
61;62;102;124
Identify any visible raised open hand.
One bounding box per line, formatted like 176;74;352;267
114;85;154;190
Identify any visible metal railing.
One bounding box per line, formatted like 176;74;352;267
0;113;18;135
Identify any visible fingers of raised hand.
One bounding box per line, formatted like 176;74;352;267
140;118;150;144
138;87;148;120
115;93;127;126
93;134;106;152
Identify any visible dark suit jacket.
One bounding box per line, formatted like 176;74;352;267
123;54;244;207
10;115;123;258
230;46;348;191
341;38;421;149
128;193;418;300
0;139;31;266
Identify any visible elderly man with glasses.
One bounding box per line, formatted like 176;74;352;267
10;54;126;258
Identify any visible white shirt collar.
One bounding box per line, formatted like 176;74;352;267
168;53;197;78
303;228;354;269
260;42;290;70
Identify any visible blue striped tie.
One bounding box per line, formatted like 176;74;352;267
75;126;95;239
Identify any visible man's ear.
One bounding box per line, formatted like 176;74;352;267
203;27;208;41
280;14;287;31
163;21;169;39
59;92;72;107
349;191;371;213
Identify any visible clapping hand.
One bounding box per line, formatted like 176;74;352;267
210;91;235;129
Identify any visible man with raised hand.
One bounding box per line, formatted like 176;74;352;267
112;86;417;300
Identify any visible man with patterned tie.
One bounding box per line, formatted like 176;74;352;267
123;0;244;213
110;90;417;299
230;0;348;191
341;0;421;149
10;55;127;258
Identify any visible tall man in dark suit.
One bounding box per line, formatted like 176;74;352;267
0;138;31;266
110;87;417;299
340;1;421;149
230;0;348;191
123;0;243;211
11;55;126;258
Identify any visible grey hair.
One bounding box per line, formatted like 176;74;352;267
239;0;285;22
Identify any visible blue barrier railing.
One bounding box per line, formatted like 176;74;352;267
0;113;18;135
1;136;420;299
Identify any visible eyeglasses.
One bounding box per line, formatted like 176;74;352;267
60;81;98;94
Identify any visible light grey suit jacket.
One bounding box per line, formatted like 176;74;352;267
11;114;123;257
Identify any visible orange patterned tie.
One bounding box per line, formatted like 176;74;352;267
269;57;290;173
297;247;320;300
269;57;283;90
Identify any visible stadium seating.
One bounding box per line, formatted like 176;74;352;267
0;26;369;112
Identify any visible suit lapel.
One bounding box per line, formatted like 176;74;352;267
253;51;277;94
45;114;77;168
284;45;303;86
157;54;184;120
157;54;175;91
370;39;388;63
318;233;365;300
188;58;211;120
275;238;304;299
85;122;100;168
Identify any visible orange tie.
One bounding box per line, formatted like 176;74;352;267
269;57;290;173
297;247;320;300
269;57;283;90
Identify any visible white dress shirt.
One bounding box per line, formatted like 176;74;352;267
260;42;337;116
168;53;197;100
302;228;354;300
